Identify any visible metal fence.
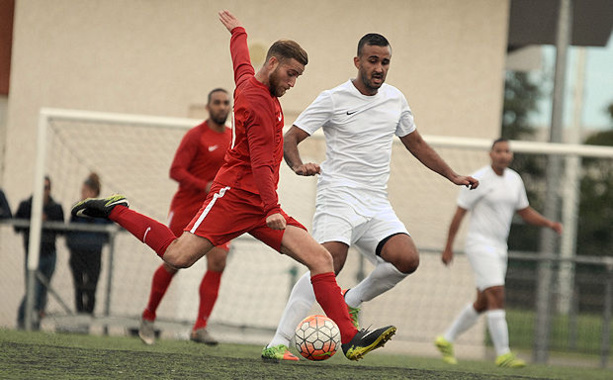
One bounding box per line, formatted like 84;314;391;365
2;218;612;368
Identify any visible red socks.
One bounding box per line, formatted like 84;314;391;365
193;270;223;331
142;265;175;321
109;205;176;258
311;272;358;344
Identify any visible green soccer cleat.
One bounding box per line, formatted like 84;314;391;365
342;325;397;361
71;194;129;219
342;289;360;329
495;352;526;368
261;344;300;363
434;336;458;364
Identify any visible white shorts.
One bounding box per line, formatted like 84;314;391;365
465;243;507;291
312;187;409;265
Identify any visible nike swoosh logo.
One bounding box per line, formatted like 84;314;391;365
142;227;152;243
208;145;218;152
346;110;358;115
277;114;283;121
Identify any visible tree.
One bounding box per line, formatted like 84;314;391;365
501;72;542;140
577;107;613;257
503;72;547;252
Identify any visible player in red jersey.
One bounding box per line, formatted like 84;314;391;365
72;10;396;361
138;88;232;346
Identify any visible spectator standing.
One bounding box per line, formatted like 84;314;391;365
0;188;11;219
15;176;64;329
66;173;112;315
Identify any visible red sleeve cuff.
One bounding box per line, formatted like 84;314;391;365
265;206;282;219
231;26;246;35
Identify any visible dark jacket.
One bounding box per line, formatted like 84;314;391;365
14;195;65;255
66;214;111;252
0;189;11;219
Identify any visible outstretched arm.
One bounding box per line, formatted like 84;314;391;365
218;9;242;32
283;126;320;176
400;130;479;189
517;207;563;235
219;10;254;86
441;206;468;265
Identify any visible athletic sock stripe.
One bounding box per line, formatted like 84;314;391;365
190;186;231;234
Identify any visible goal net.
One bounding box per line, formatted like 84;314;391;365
2;108;612;359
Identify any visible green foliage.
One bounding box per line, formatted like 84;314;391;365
502;72;546;251
501;72;542;140
506;308;613;356
578;129;613;256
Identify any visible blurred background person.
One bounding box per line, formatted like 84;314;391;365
66;173;112;316
14;176;65;330
139;88;233;345
0;188;11;219
435;138;562;368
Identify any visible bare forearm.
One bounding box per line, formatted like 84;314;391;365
520;208;552;227
283;126;320;176
401;131;478;189
518;207;563;234
402;131;456;180
283;137;303;171
445;209;465;249
412;142;457;181
441;207;467;265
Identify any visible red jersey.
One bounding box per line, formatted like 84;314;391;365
213;26;284;218
169;121;232;216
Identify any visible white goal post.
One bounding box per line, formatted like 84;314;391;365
14;107;613;357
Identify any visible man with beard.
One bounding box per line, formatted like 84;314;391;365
73;10;397;362
263;33;479;360
138;88;233;346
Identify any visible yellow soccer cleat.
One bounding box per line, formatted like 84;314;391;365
495;352;526;368
434;336;458;365
342;325;397;361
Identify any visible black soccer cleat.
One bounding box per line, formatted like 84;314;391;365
71;194;129;219
342;325;397;361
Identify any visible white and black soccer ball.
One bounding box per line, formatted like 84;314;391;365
294;314;340;361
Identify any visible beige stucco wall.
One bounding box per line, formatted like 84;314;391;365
0;0;508;358
3;0;508;202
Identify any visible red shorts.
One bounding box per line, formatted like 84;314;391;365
185;182;306;252
171;199;231;252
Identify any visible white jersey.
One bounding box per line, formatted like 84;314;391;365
294;80;416;194
458;165;529;250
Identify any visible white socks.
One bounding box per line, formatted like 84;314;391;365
344;261;408;308
487;309;510;356
267;271;315;348
444;303;480;342
443;306;510;357
267;260;408;348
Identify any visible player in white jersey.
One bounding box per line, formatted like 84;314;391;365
262;33;479;361
434;138;562;368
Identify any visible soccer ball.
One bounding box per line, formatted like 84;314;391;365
294;314;340;361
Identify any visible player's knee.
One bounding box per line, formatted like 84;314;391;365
163;253;195;269
319;250;334;269
309;248;334;273
162;262;180;274
395;254;419;274
209;259;226;272
207;250;227;272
